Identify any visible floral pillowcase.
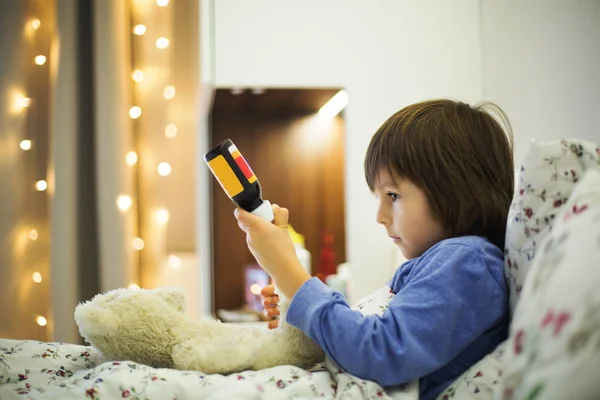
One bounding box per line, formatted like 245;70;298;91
435;138;600;400
504;139;600;317
496;167;600;400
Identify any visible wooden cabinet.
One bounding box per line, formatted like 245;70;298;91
210;89;346;312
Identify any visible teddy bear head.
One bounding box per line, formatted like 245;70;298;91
74;286;186;368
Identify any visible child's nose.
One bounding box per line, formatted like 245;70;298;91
376;204;390;226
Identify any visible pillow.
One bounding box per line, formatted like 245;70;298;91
435;340;507;400
497;168;600;400
504;138;600;316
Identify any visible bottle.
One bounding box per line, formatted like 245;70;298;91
204;139;274;222
287;224;311;274
318;233;337;278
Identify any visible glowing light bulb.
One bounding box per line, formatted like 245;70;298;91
163;85;175;100
156;209;170;224
20;97;32;108
168;255;181;269
132;238;145;250
20;140;32;150
133;24;146;35
29;229;39;240
128;283;140;289
34;55;46;65
165;124;177;138
157;0;169;6
250;284;262;295
129;106;142;119
157;162;171;176
32;272;42;283
318;90;348;119
36;316;47;326
31;19;41;30
131;69;144;82
35;180;47;191
156;37;169;49
117;195;132;211
126;151;138;165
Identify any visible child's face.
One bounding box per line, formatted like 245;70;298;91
373;170;447;259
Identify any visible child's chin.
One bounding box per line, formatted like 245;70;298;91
398;245;417;260
396;243;408;256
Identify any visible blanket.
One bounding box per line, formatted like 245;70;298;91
0;285;418;399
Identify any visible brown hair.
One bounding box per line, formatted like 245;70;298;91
364;99;514;250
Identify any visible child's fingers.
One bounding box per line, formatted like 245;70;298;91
263;296;279;307
268;320;279;330
261;285;276;297
264;307;280;317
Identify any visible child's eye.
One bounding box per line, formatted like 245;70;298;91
386;192;399;202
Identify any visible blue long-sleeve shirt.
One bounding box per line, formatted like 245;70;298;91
286;236;508;400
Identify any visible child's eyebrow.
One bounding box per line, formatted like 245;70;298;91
375;180;397;190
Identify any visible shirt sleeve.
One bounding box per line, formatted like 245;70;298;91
285;244;506;386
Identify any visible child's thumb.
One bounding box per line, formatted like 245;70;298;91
234;207;260;228
272;204;289;227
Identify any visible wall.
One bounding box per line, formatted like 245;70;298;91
50;0;82;343
481;1;600;167
196;0;215;317
211;0;483;301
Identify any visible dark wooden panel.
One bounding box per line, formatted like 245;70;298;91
211;100;346;312
211;116;256;312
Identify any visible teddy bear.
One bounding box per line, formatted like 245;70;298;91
74;286;324;375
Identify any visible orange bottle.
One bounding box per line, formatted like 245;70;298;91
204;139;274;221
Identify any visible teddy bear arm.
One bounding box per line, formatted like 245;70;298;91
250;323;325;371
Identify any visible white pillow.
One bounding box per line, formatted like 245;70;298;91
497;168;600;400
505;139;600;317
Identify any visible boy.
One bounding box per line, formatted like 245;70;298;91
235;99;514;399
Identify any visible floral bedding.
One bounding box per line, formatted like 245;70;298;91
504;138;600;317
0;338;415;400
0;285;418;400
496;169;600;399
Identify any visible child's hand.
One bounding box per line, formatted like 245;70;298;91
234;204;295;279
235;204;311;300
261;285;280;329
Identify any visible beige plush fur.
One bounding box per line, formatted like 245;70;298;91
74;286;324;374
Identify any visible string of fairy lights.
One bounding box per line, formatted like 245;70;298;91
12;1;182;333
15;16;50;329
124;0;182;289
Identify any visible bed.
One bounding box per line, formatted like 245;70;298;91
0;283;419;400
0;337;420;399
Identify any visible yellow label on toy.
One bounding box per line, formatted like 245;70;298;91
207;155;243;197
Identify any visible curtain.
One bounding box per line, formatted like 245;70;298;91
0;0;205;345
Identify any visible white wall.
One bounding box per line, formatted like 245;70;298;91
481;1;600;166
197;0;215;317
212;0;483;301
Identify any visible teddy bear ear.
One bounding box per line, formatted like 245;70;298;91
152;286;186;313
74;300;122;338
